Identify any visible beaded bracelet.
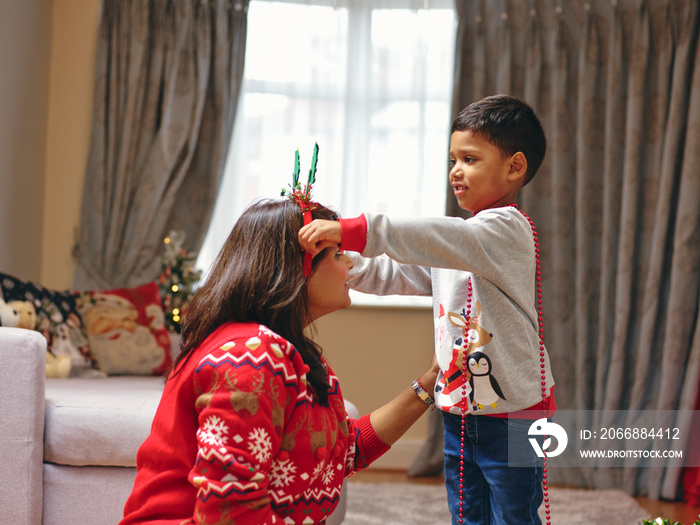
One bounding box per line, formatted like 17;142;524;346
411;379;435;410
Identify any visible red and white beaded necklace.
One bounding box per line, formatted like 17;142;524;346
457;204;551;525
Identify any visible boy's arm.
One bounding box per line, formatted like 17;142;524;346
347;209;533;287
299;218;432;296
300;210;529;286
348;253;432;296
299;215;369;254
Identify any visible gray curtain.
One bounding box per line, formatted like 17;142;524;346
412;0;700;500
73;0;248;290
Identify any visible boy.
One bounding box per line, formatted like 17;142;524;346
299;95;555;524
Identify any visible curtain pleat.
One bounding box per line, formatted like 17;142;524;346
73;0;248;290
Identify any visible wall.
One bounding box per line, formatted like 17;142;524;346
43;0;100;289
0;0;99;288
315;305;435;467
0;0;52;281
1;0;435;466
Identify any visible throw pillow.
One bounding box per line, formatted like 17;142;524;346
0;272;97;373
74;282;172;375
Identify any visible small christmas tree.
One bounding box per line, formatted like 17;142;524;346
158;230;202;334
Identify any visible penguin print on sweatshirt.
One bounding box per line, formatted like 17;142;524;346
467;351;506;410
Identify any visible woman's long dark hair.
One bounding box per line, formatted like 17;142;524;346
171;198;338;405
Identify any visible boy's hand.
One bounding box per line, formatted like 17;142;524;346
299;220;342;256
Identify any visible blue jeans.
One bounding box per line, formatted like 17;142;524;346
442;412;544;525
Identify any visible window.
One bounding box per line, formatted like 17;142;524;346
199;0;456;307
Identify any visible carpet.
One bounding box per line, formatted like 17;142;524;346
344;482;652;524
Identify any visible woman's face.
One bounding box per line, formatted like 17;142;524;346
306;246;354;322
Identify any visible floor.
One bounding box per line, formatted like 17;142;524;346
351;468;700;524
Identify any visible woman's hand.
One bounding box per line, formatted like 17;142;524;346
299;219;342;256
417;351;440;398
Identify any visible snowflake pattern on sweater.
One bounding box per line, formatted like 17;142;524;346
120;322;389;525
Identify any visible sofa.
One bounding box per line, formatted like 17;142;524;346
0;327;352;524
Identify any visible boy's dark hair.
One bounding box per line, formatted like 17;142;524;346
451;95;546;186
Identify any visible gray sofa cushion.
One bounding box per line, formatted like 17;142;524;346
43;464;137;525
0;327;46;525
44;376;164;466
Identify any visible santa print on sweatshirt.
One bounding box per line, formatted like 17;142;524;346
121;322;388;525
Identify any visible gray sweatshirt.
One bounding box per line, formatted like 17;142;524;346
341;206;555;416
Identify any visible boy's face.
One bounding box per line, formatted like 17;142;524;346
448;130;521;214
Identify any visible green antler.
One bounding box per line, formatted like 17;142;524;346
307;142;319;187
281;143;319;198
293;148;301;189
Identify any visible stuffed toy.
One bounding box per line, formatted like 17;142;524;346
46;351;72;379
8;300;36;330
0;297;20;327
1;296;71;378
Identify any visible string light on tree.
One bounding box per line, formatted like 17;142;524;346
158;230;202;333
641;517;700;525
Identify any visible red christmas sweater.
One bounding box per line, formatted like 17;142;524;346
121;322;389;524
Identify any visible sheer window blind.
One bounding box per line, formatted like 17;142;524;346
199;0;456;307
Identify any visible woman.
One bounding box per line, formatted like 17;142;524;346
121;198;439;524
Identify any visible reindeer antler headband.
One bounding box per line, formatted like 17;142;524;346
281;142;320;276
